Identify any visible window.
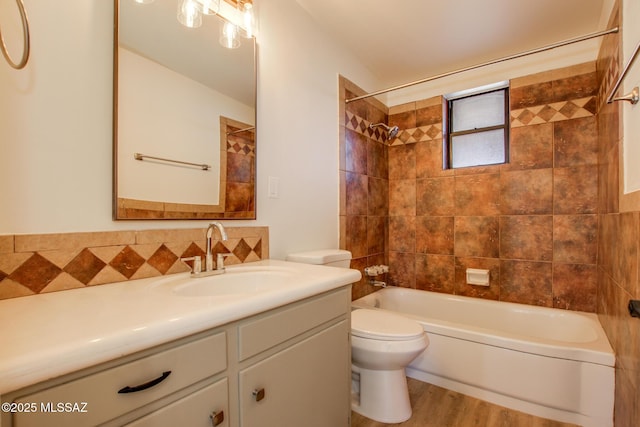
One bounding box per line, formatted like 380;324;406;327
445;83;509;169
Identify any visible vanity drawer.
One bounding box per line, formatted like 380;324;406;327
238;287;349;360
12;332;226;427
125;378;228;427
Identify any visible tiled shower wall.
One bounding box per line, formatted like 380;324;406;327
0;227;268;300
340;79;390;300
596;1;640;425
341;61;600;311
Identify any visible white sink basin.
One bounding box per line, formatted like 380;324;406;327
153;266;299;297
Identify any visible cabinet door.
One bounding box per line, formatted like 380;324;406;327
239;321;350;427
125;378;228;427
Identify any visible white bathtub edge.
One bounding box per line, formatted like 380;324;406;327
405;366;613;427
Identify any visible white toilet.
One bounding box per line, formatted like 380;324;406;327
286;250;429;423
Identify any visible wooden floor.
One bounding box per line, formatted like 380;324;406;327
351;378;580;427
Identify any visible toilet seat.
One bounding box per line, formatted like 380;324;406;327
351;309;424;341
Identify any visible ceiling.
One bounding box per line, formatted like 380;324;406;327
295;0;611;89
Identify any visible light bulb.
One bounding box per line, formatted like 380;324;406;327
133;0;155;4
197;0;220;15
177;0;202;28
220;21;240;49
240;2;255;38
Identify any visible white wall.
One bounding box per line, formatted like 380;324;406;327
0;0;379;260
621;0;640;194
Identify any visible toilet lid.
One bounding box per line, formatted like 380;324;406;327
351;309;424;341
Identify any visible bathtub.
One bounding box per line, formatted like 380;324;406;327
352;287;614;427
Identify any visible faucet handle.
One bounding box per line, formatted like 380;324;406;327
180;256;202;274
216;253;233;271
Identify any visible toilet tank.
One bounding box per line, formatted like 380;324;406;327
286;249;352;268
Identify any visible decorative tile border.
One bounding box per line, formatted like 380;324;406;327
0;226;268;300
510;96;597;128
345;111;442;146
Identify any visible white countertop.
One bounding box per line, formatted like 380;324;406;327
0;260;361;395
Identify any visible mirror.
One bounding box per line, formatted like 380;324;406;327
113;0;256;219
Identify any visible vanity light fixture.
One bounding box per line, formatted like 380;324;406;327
133;0;155;4
177;0;202;28
220;20;240;49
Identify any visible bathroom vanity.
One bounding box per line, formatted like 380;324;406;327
0;261;359;427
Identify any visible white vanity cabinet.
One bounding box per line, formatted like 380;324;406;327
236;288;351;427
1;286;351;427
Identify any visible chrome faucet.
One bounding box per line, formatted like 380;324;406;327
206;222;228;272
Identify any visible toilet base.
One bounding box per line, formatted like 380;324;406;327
351;364;412;423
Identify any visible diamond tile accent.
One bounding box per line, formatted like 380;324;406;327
109;246;146;279
0;228;268;300
147;244;179;275
232;239;252;261
510;96;596;128
346;111;443;146
9;253;62;293
64;249;107;285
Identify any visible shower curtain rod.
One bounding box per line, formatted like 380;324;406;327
346;27;619;103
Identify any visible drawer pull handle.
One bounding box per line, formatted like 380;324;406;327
252;388;265;402
117;371;172;394
210;410;224;426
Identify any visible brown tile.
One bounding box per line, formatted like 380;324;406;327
553;215;597;264
345;172;368;216
454;174;500;216
552;264;596;312
109;246;146;279
416;216;454;255
226;152;253;182
552;72;598;101
553;166;598;214
63;249;107;285
350;257;371;301
415;254;454;293
345;129;368;174
500;169;553;214
388;144;416;180
225;182;254;212
389;179;416;216
500;216;552;261
510;81;553;109
416;139;451;178
500;260;553;307
346;215;368;259
368;177;388;217
388;252;416;288
553;116;597;167
389;216;415;253
454;256;500;300
454;216;499;258
389;109;417;130
147;244;180;275
8;253;62;293
506;123;553;170
367;138;388;179
417;177;454;216
367;216;387;255
415;103;443;127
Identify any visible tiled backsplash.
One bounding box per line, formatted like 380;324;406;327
0;226;268;300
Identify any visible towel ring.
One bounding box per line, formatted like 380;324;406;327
0;0;30;70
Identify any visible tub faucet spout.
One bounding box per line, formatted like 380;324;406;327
206;222;228;272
